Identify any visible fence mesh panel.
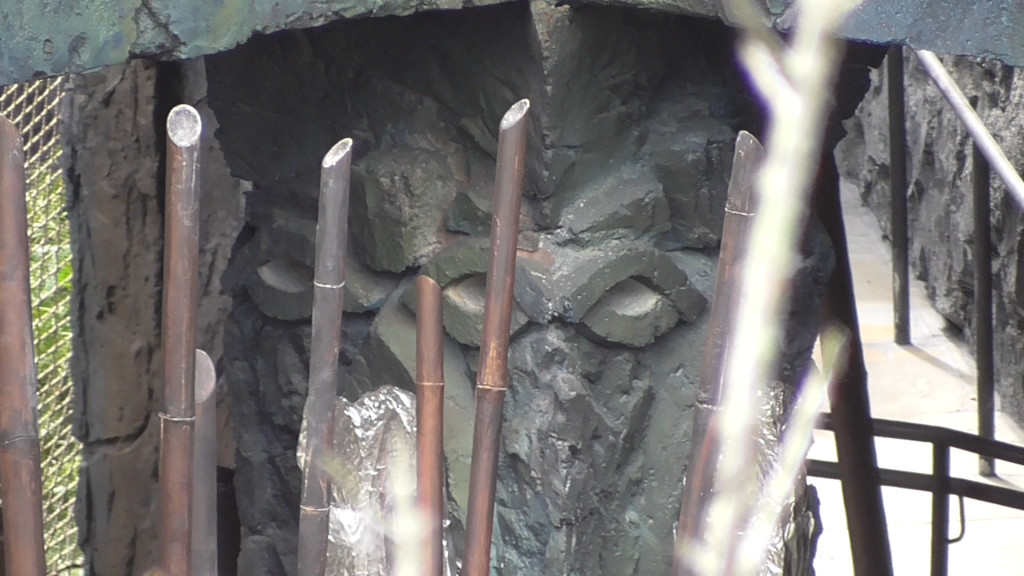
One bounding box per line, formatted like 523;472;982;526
1;76;82;575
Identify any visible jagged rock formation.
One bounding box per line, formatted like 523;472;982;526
62;2;849;574
205;5;753;574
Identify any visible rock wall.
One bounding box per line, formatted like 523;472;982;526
64;59;244;574
204;4;761;574
61;3;866;573
8;0;1024;87
837;51;1024;424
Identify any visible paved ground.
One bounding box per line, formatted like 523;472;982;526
809;184;1024;575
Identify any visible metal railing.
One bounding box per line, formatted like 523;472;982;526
808;414;1024;576
815;44;1024;576
887;46;1024;476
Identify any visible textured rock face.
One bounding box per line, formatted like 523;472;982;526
65;62;163;576
60;2;851;573
64;60;245;574
0;0;722;85
204;4;760;574
8;0;1024;86
837;51;1024;424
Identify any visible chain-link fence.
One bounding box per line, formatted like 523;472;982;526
1;76;81;575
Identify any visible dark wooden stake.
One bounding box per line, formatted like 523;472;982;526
158;104;202;576
672;131;763;576
0;114;47;576
463;99;530;576
416;275;445;576
297;138;352;576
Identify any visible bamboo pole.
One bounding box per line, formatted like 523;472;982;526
673;131;763;576
297;138;353;576
0;114;47;576
463;99;530;576
416;276;445;576
192;349;218;576
158;104;203;576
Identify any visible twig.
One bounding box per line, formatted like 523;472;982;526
682;0;860;573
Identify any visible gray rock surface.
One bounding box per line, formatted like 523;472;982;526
352;146;461;272
516;239;706;324
838;50;1024;425
247;259;314;321
439;275;531;347
446;186;493;236
645;112;737;250
13;0;1024;89
554;165;671;244
222;300;309;575
580;278;681;347
838;1;1024;67
57;2;857;574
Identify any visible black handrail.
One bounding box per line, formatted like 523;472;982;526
810;412;1024;576
887;48;1024;476
818;413;1024;467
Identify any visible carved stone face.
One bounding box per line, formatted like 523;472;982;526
206;6;755;574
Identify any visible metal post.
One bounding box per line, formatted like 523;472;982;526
464;99;530;576
888;44;911;345
416;275;445;576
0;114;47;576
158;104;202;576
298;138;353;576
930;444;950;576
815;155;895;576
972;140;996;476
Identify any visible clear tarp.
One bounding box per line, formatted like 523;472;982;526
299;386;453;576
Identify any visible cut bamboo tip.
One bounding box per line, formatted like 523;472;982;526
415;275;444;384
322;138;353;168
500;99;530;130
0;114;21;148
167;105;202;148
195;350;216;404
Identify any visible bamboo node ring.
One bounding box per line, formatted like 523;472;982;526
314;280;346;289
724;207;755;217
158;412;196;423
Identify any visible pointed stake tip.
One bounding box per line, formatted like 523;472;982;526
167;104;202;147
500;99;530;131
0;113;18;141
322;138;353;168
416;274;441;293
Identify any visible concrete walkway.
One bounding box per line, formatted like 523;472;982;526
808;184;1024;575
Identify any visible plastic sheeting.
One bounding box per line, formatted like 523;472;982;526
298;386;454;576
756;382;787;576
